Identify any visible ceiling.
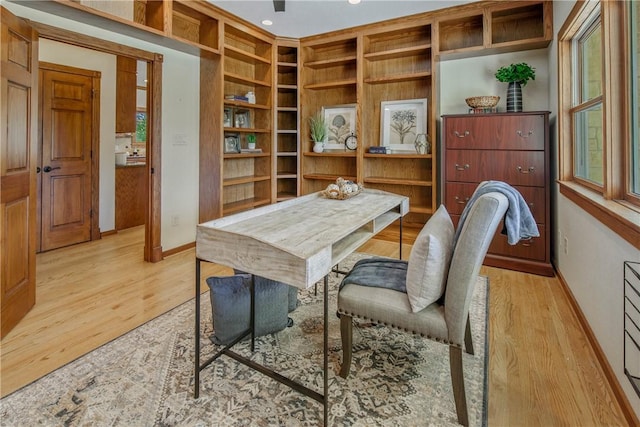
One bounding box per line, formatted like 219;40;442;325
207;0;475;39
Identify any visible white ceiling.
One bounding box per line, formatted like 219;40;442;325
207;0;474;39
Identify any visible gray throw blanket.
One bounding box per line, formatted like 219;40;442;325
455;180;539;245
340;257;407;293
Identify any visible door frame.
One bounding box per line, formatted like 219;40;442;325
38;62;101;250
29;21;164;262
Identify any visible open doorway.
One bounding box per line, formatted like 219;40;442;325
33;23;163;262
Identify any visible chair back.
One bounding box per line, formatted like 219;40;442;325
443;192;508;345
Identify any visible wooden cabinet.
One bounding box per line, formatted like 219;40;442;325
274;40;300;201
442;112;553;276
115;165;146;230
115;56;137;133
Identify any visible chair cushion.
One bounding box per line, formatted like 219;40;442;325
406;204;455;313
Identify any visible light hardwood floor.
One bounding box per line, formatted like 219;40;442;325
0;226;631;425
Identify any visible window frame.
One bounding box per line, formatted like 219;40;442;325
558;0;640;250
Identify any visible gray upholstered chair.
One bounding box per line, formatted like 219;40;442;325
337;192;509;426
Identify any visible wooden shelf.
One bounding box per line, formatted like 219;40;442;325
365;153;433;159
304;55;357;68
277;151;298;156
304;80;357;90
223;197;271;215
303;151;357;157
364;44;431;61
224;72;271;88
303;173;356;182
224;127;271;134
224;44;271;64
277;173;297;179
277;84;298;90
224;152;270;159
223;100;270;110
364;71;432;84
364;176;433;186
223;174;271;186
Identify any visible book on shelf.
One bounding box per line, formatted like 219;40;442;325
225;95;249;102
368;146;388;154
240;148;263;153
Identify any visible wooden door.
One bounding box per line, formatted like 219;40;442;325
0;7;38;338
39;65;95;251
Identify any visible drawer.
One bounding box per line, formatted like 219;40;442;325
452;214;546;262
444;114;546;150
445;150;545;187
444;182;545;222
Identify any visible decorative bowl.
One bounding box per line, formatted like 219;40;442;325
465;96;500;108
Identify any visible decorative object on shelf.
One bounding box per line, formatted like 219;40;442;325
234;110;250;128
345;133;357;151
495;63;536;112
309;113;328;153
469;107;498;114
321;177;363;200
380;98;428;152
414;133;430;155
246;133;256;150
224;134;240;153
465;96;500;109
223;107;232;127
322;104;357;150
225;94;249;102
368;146;388;154
245;91;256;104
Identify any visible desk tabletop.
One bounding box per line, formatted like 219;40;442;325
196;189;409;289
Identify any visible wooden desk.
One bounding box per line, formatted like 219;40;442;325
194;189;409;424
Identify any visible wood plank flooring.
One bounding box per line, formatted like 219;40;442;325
0;226;630;425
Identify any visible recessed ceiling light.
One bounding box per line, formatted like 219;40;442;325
262;19;273;26
348;0;361;4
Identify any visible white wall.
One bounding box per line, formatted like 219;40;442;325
549;0;640;417
4;0;201;251
439;49;550;115
39;40;117;232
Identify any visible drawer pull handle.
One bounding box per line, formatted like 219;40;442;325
454;131;470;138
454;196;469;204
455;163;470;171
521;242;532;247
517;166;535;174
517;130;534;138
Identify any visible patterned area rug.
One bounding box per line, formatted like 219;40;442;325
0;253;488;426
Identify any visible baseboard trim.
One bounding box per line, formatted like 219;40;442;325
162;241;195;258
556;269;640;426
100;229;117;238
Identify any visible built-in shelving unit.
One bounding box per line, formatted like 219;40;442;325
221;23;273;216
274;39;300;201
301;36;358;195
15;0;553;226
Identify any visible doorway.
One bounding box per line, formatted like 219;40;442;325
33;25;163;262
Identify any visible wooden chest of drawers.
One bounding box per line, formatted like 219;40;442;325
441;112;553;276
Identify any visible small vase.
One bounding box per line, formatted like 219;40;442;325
313;141;324;153
248;142;256;150
414;133;430;155
506;81;523;112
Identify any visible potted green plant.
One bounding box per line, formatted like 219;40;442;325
495;63;536;112
309;113;327;153
246;133;256;150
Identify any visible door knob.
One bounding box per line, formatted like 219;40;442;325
43;166;61;173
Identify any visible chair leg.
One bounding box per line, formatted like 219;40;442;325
339;314;353;378
449;345;469;427
464;315;474;355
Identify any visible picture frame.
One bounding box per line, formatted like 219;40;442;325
380;99;428;152
234;109;250;128
322;104;356;150
224;134;240;153
223;107;233;128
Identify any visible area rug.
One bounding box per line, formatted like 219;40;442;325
0;253;488;426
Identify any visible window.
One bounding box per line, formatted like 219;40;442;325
558;0;640;249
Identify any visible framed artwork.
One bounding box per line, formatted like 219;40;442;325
322;104;356;150
223;107;233;128
224;134;240;153
380;99;428;152
234;109;250;128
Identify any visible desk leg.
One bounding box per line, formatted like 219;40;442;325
250;274;255;352
399;216;403;260
323;274;329;426
194;258;201;399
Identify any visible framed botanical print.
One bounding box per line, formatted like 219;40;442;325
322;104;356;150
380;99;427;152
